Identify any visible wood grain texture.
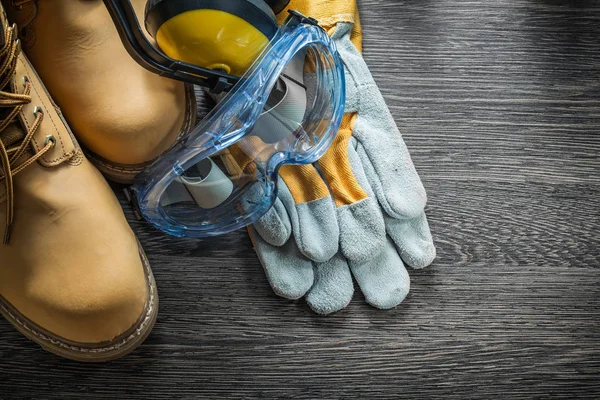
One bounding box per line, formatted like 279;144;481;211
1;1;599;398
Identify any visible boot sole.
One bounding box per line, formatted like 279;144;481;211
86;83;197;184
0;239;158;362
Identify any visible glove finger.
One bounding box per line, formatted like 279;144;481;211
306;253;354;315
386;213;436;270
336;23;427;220
249;227;314;300
317;115;386;264
253;182;292;247
332;24;362;115
280;165;339;263
336;196;384;264
349;238;411;310
353;91;427;220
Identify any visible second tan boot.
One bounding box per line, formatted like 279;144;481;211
5;0;196;183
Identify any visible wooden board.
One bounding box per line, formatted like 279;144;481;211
1;1;599;398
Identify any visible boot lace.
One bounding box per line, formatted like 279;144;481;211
10;0;33;8
0;22;55;244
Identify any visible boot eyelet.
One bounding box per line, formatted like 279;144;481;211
22;75;29;88
44;135;56;147
33;106;43;117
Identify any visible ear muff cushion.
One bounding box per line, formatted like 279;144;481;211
145;0;278;41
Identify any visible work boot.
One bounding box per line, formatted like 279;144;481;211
5;0;196;183
0;8;157;361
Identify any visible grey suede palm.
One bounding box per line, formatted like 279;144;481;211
249;22;436;314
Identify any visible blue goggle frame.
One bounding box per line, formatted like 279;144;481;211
130;12;346;237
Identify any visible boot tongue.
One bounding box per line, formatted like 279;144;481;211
0;8;7;50
0;9;30;153
1;123;26;148
0;7;13;100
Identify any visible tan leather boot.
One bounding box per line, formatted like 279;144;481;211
0;8;157;361
5;0;196;183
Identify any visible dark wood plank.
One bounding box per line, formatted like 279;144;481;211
1;1;599;398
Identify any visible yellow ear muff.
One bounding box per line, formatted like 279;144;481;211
145;0;279;78
155;9;271;77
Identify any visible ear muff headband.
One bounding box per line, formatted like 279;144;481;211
263;0;291;15
145;0;278;41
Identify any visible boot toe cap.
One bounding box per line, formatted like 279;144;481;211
22;251;153;346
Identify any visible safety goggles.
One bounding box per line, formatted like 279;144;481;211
129;12;345;237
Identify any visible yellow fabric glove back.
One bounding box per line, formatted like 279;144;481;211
277;0;363;51
275;1;368;241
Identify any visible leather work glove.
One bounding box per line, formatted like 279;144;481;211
248;0;436;314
